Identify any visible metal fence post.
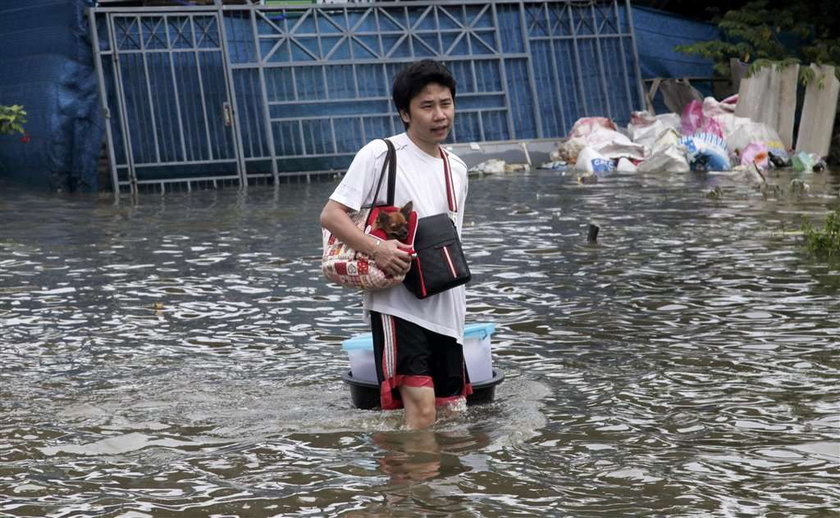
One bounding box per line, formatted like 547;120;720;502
216;4;248;187
87;8;121;201
106;13;139;196
250;6;279;183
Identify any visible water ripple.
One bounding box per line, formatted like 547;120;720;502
1;171;838;515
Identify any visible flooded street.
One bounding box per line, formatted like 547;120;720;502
1;168;839;516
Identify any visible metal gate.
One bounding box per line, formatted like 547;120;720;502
89;1;645;197
90;7;248;195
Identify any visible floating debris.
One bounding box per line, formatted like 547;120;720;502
789;178;810;196
768;151;791;168
575;147;615;174
791;151;822;172
469;158;506;175
538;160;568;171
705;186;724;199
505;162;530;173
468;159;530;175
587;223;600;243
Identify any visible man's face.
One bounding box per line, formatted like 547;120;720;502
400;82;454;151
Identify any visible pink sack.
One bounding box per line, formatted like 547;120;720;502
569;117;617;138
629;111;657;127
703;95;737;116
740;141;769;169
681;100;724;138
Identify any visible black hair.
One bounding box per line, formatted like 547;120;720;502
391;59;457;127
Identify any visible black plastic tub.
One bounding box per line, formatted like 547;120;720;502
341;369;505;409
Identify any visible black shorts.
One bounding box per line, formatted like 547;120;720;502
370;311;471;410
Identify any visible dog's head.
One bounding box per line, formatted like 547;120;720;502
375;201;413;241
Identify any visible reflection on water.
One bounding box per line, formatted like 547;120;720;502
1;169;839;516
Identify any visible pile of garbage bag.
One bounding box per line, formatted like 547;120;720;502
551;94;827;175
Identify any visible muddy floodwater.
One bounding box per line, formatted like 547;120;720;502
1;168;839;517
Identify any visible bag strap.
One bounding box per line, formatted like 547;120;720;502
439;147;457;214
385;139;396;205
364;138;396;225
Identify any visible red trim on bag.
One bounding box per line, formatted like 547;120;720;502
441;246;457;277
440;148;457;213
415;258;427;298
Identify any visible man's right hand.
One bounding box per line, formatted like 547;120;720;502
374;240;414;277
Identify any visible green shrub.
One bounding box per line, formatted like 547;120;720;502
675;1;840;82
803;208;840;260
0;105;27;136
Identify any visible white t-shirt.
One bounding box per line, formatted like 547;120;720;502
329;132;469;343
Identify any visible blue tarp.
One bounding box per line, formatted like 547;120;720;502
630;6;719;81
0;0;104;192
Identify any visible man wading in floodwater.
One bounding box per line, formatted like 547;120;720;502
320;59;471;429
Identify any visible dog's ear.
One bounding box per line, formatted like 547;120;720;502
400;201;413;218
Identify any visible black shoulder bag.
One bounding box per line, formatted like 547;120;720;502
403;148;471;298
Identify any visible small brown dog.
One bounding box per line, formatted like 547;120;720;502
374;201;413;241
